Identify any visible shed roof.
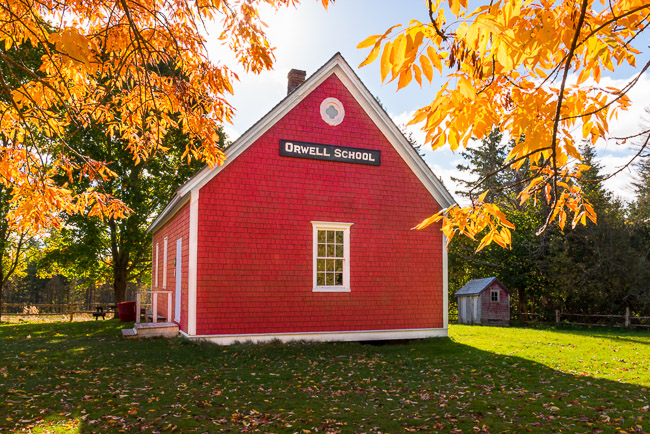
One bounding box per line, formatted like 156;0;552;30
455;277;509;297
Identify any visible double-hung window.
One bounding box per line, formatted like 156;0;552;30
311;222;352;292
491;289;499;302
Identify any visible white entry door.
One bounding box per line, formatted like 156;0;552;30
175;238;182;323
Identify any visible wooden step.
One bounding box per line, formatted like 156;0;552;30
121;322;179;339
121;328;137;338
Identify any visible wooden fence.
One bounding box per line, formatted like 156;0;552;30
0;302;118;322
447;308;649;329
512;308;650;329
555;308;650;328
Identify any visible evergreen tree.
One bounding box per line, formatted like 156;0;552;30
545;142;643;314
449;129;549;315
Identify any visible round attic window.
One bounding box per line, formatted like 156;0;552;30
320;97;345;126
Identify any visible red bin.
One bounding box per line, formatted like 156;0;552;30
118;301;136;322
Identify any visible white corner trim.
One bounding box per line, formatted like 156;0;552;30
443;234;449;329
162;237;168;289
179;327;448;345
187;188;199;336
155;243;159;288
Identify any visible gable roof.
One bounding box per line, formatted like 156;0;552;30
455;277;509;297
148;52;456;234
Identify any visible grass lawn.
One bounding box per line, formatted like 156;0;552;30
0;321;648;433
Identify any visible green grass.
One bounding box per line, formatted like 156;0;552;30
0;321;648;433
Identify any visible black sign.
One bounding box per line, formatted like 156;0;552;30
279;140;380;166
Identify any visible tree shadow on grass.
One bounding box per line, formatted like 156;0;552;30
547;327;650;346
0;322;648;433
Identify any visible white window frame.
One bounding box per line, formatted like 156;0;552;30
162;237;168;289
155;242;159;288
491;289;499;302
311;221;352;292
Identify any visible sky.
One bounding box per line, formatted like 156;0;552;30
204;0;650;204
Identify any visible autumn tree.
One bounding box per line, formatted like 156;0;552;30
359;0;650;249
40;124;222;303
0;37;45;321
0;0;332;235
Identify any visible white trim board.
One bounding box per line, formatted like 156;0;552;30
147;53;456;235
443;234;449;329
179;327;448;345
187;188;199;336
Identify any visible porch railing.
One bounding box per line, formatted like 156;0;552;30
136;290;172;324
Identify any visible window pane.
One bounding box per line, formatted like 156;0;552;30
334;273;343;285
334;259;342;271
327;259;335;271
327;230;335;243
317;259;325;271
335;244;343;258
326;273;334;285
318;245;326;257
336;231;343;244
318;230;326;243
327;244;335;257
317;272;325;286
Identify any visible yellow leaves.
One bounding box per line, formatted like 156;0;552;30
414;192;515;251
49;28;93;67
456;76;475;99
358;41;381;68
1;0;310;232
420;55;433;82
397;68;412;90
427;46;443;74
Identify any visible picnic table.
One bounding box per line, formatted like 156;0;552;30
92;305;117;320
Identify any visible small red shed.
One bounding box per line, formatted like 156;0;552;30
455;277;510;326
146;53;456;344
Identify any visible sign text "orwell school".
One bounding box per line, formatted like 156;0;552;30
279;140;381;166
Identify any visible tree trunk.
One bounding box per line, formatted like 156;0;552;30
0;271;4;324
113;255;129;304
517;288;527;315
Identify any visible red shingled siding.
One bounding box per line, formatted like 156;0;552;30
194;74;444;335
480;282;510;323
151;202;190;332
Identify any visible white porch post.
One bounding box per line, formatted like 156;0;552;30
136;293;141;324
167;292;172;324
153;292;158;323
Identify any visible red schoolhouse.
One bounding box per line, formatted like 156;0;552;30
146;53;456;344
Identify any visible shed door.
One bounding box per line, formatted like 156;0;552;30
174;238;182;323
463;297;473;324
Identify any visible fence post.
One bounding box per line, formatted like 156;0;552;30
625;307;630;328
69;302;74;322
555;310;560;324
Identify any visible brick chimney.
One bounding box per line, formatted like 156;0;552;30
287;69;306;94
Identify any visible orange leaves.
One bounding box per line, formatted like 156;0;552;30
48;28;93;67
358;0;649;249
415;192;515;251
0;0;307;232
357;22;441;90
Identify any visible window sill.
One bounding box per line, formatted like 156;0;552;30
313;286;351;293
